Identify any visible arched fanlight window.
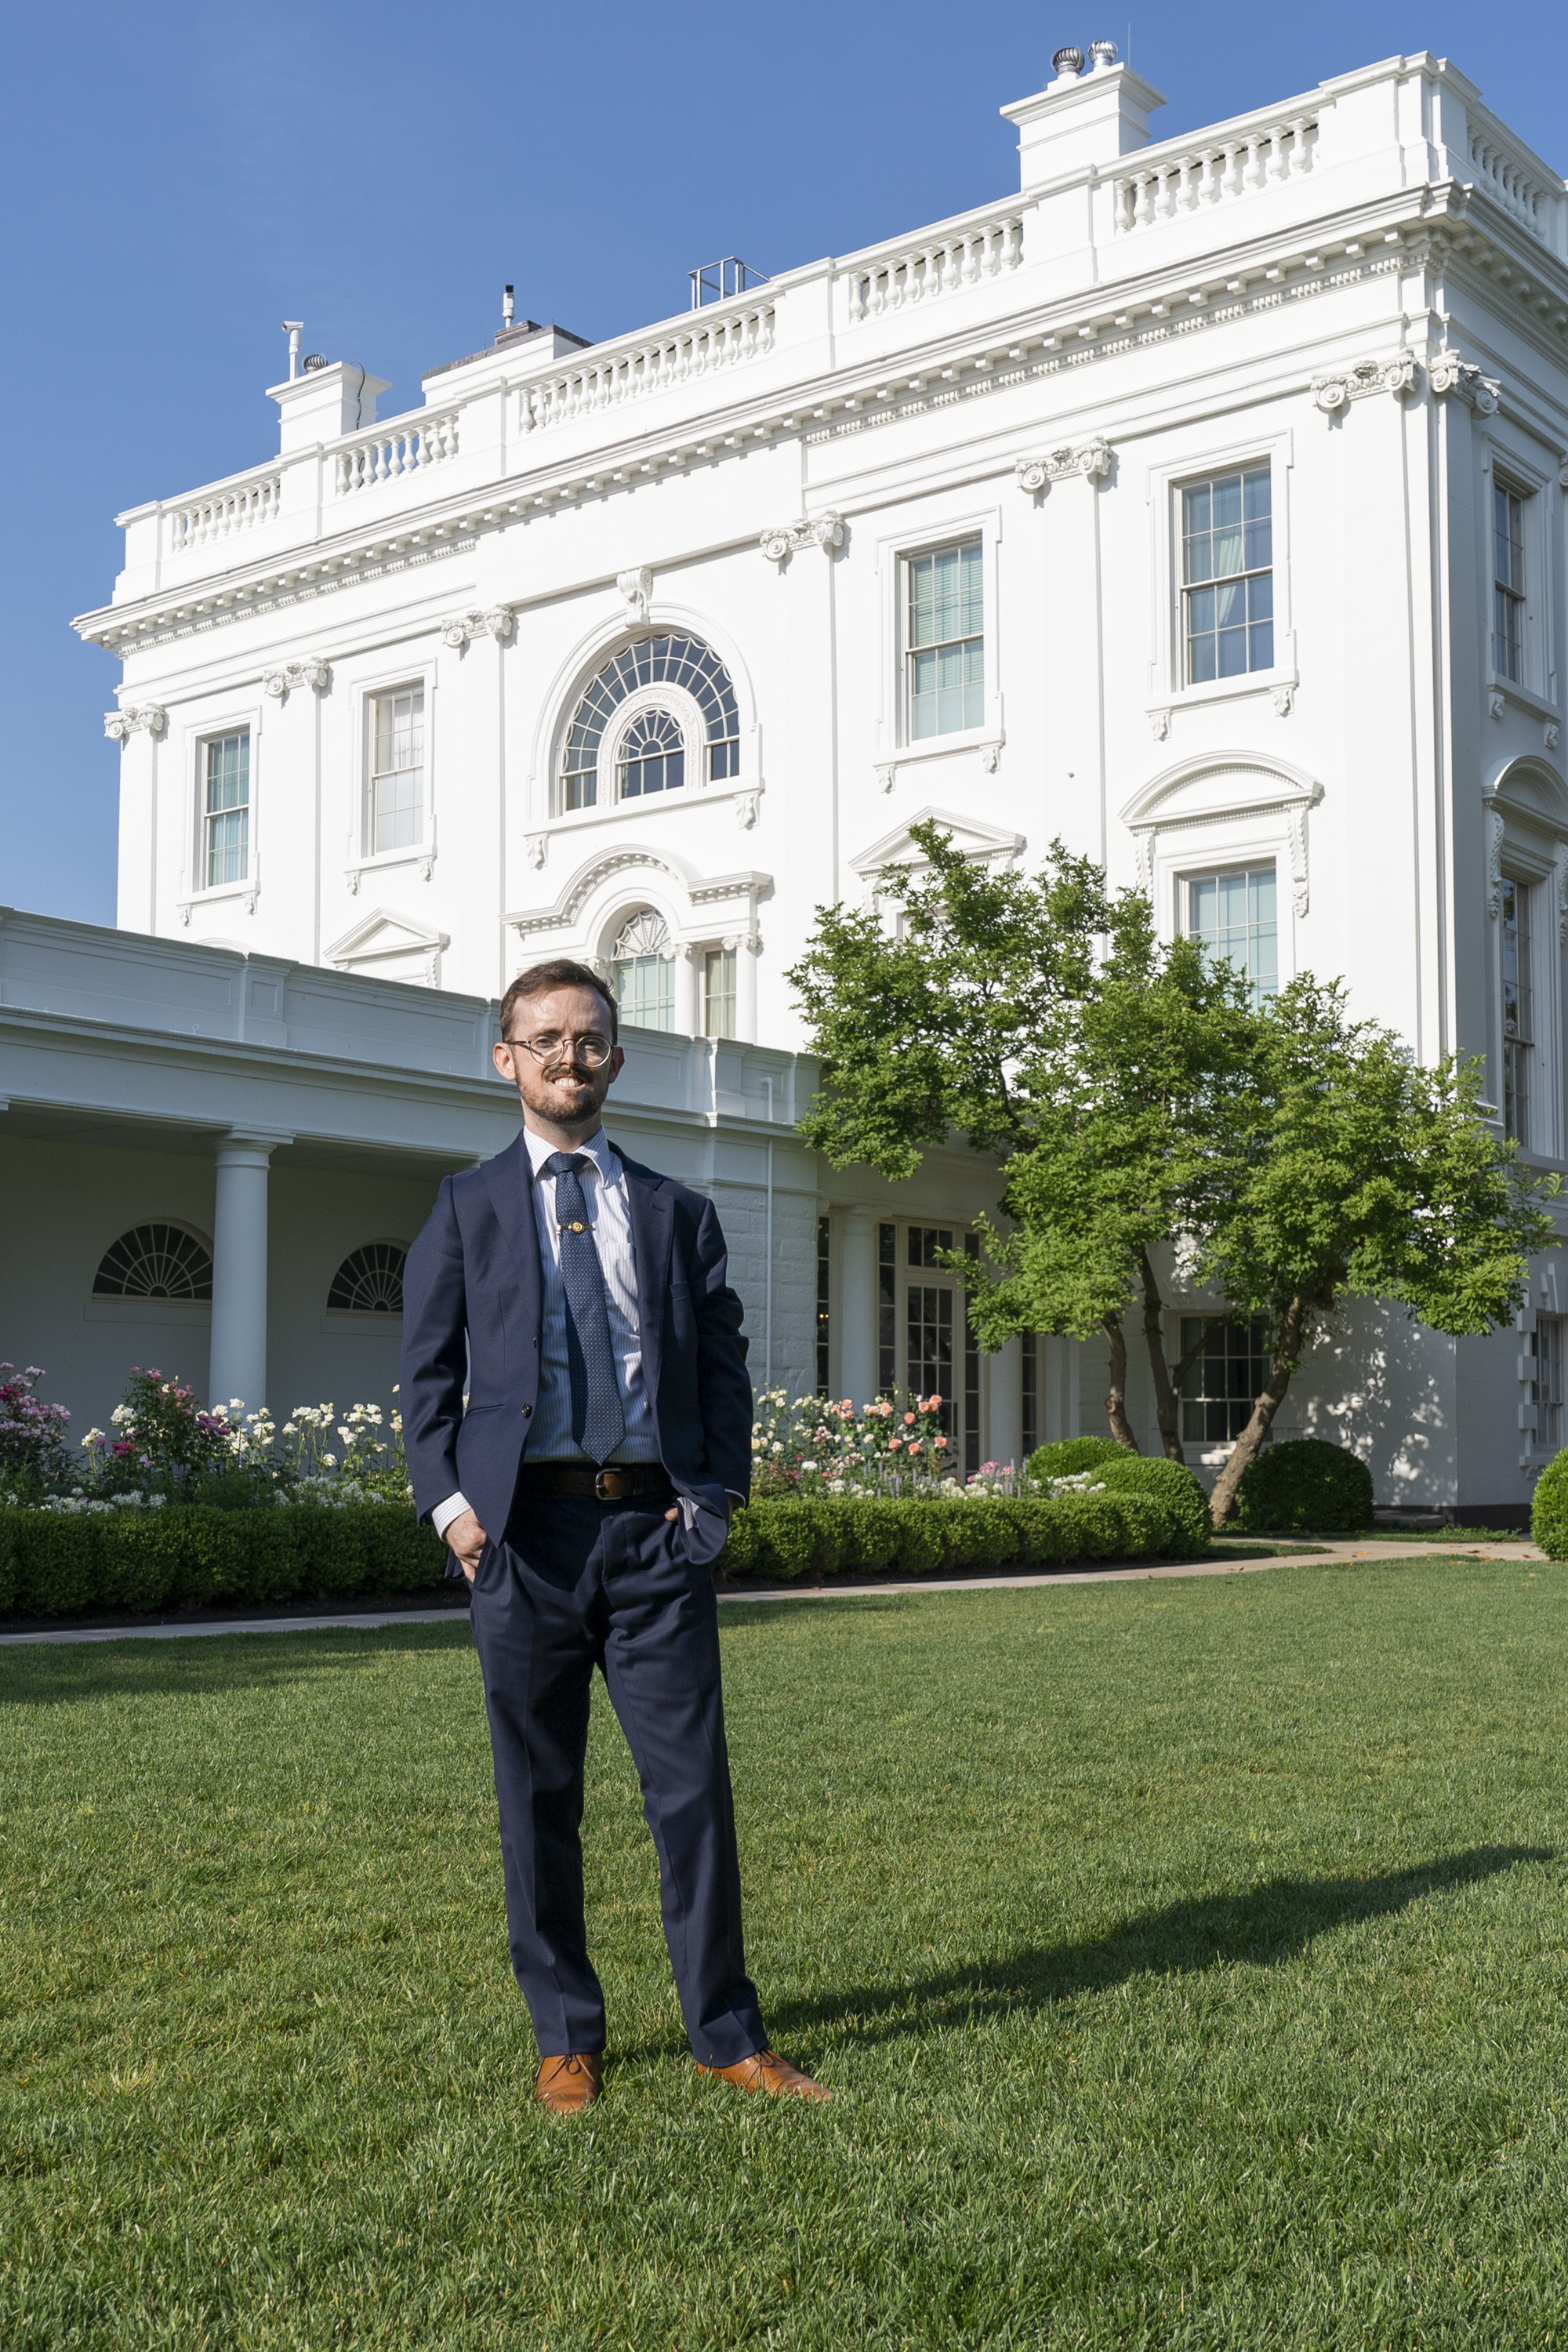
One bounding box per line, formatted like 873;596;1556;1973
618;707;684;800
327;1242;408;1314
561;634;740;811
93;1223;214;1301
612;909;674;1032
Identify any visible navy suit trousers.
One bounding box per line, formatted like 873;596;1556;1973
466;1495;766;2067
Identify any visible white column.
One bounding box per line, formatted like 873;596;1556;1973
673;941;700;1036
839;1207;878;1408
731;930;760;1043
989;1334;1023;1471
209;1133;283;1411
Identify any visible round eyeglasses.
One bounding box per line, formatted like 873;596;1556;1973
504;1033;615;1070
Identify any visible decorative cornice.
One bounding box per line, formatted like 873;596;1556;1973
1014;439;1112;491
263;659;331;699
82;208;1558;664
1428;353;1501;413
758;514;844;564
616;566;654;620
441;606;514;649
103;704;166;741
1310;354;1418;412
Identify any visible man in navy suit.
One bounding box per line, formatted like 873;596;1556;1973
401;957;828;2114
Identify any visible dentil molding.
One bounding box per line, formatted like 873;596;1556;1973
758;514;844;564
1014;439;1112;492
1310;355;1418;413
616;567;654;621
103;705;166;741
441;607;514;649
263;659;331;699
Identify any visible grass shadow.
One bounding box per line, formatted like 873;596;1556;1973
766;1846;1555;2049
0;1618;477;1707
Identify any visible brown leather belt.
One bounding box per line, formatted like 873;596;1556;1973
514;1461;674;1504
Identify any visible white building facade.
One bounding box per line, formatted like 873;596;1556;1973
9;45;1567;1514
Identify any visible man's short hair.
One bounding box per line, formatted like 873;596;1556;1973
500;959;618;1044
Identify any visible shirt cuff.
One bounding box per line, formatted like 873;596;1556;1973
431;1490;472;1540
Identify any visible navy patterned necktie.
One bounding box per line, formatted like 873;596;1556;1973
542;1152;626;1465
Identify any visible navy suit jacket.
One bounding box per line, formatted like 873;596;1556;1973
399;1128;752;1568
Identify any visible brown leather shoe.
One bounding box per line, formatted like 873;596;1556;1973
695;2046;830;2102
535;2053;603;2114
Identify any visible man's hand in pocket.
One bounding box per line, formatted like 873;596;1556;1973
446;1508;489;1581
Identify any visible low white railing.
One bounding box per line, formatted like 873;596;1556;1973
517;304;775;433
846;214;1023;321
334;409;460;495
168;474;282;552
1468;129;1551;244
1113;116;1318;230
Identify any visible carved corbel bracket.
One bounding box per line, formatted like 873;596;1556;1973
1272;685;1295;718
1429;354;1501;415
1014;439;1112;492
758;513;844;564
616;567;654;622
263;659;332;699
1148;709;1171;742
734;789;761;830
103;704;166;742
1312;356;1418;413
442;607;514;649
524;832;548;871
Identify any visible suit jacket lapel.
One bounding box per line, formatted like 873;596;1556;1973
617;1149;671;1403
481;1129;543;1328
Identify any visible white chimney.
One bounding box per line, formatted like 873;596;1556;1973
1001;50;1166;183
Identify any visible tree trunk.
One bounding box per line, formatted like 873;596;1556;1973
1207;1294;1311;1528
1138;1248;1185;1465
1101;1312;1140;1451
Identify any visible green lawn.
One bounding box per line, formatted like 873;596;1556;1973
4;1558;1568;2349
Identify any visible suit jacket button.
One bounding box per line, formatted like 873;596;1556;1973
521;1403;532;1417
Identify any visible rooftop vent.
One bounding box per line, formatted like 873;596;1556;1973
302;353;328;372
1051;45;1084;78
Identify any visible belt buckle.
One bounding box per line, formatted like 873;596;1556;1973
594;1468;629;1502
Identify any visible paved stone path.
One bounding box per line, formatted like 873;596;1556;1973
0;1537;1544;1646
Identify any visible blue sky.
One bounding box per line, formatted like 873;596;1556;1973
3;0;1565;928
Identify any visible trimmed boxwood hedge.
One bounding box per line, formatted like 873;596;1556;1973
1531;1449;1568;1559
1025;1436;1127;1479
0;1477;1210;1620
716;1484;1207;1582
1232;1438;1374;1533
0;1504;447;1620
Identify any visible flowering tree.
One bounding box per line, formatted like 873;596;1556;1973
0;1365;73;1501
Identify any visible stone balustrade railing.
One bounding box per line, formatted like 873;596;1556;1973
518;305;775;434
334;410;461;495
845;213;1024;321
1113;116;1318;230
168;474;283;553
1468;127;1560;249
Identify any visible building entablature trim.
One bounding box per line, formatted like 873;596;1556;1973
81;204;1559;663
1014;438;1112;490
1310;353;1419;410
851;808;1025;881
505;846;771;942
440;605;515;648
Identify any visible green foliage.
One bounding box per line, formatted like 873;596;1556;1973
1093;1452;1213;1557
1025;1436;1126;1479
1531;1450;1568;1559
717;1483;1203;1581
1232;1439;1374;1533
0;1504;446;1619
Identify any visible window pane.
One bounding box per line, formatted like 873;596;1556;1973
1182;466;1272;684
907;541;983;739
370;688;424;854
204;732;249;886
1185;865;1278;1007
703;946;736;1039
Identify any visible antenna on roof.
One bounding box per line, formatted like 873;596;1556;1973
281;321;303;381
